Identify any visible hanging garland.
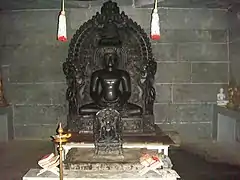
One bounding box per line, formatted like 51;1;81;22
57;0;67;42
150;0;161;40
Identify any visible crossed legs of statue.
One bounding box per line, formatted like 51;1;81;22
79;102;142;117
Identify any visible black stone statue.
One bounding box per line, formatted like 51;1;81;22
79;48;142;117
63;0;157;134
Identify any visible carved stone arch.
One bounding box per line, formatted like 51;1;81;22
63;0;157;116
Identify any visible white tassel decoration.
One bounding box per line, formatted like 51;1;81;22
57;0;67;42
150;0;161;40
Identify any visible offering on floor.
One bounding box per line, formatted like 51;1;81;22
37;153;59;176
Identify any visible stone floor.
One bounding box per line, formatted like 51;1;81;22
1;140;240;180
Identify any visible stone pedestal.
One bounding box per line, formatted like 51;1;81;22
23;132;180;179
62;143;169;161
23;168;180;180
58;132;173;161
64;148;151;171
213;105;240;143
0;106;13;142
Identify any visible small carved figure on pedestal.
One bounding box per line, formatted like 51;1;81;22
0;76;8;107
227;86;234;109
217;88;228;106
233;86;240;110
93;108;123;157
226;81;240;110
227;78;238;109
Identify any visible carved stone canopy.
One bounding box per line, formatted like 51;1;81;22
63;0;157;133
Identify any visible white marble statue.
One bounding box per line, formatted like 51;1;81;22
217;88;228;106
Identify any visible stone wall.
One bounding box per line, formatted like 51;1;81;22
0;4;229;140
229;7;240;83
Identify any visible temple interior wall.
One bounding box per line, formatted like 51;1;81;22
229;7;240;84
0;0;233;141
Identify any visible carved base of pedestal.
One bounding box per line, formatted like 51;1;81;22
94;142;123;156
64;148;155;171
67;114;155;135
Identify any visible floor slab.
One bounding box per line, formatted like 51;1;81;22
23;168;180;180
1;140;240;180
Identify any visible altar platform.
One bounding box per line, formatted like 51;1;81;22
23;168;180;180
59;131;175;160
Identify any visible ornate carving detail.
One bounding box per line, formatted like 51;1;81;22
67;115;94;133
122;118;143;132
94;108;123;155
63;0;157;132
67;115;145;134
0;75;8;107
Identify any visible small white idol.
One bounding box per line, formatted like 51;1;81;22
217;88;228;106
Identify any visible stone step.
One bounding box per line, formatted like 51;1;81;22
23;168;180;180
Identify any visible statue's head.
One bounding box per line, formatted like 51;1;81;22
220;88;224;93
103;49;118;68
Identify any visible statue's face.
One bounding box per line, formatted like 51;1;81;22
104;53;118;68
220;88;224;93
